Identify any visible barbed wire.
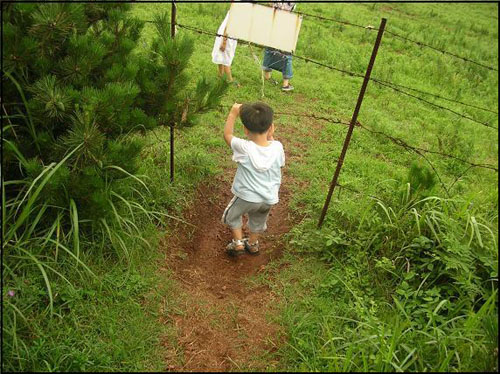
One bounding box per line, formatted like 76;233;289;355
384;30;498;72
258;7;498;113
163;22;499;184
147;17;498;114
176;22;498;115
371;79;497;130
369;78;498;115
284;6;374;32
274;110;350;126
285;6;498;72
274;113;451;195
357;123;498;172
216;103;498;173
175;22;498;131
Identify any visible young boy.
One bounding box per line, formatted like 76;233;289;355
222;102;285;256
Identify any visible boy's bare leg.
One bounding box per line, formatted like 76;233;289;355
264;71;271;80
232;227;243;240
249;232;259;245
231;228;245;250
223;65;233;82
282;78;290;87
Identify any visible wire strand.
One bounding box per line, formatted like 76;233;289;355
217;104;498;173
284;6;498;72
176;22;498;131
357;123;498;172
385;30;498;72
371;79;497;130
369;78;498;115
153;20;498;115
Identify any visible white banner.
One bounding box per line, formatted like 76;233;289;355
226;3;302;53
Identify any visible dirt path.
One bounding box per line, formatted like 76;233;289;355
159;137;299;371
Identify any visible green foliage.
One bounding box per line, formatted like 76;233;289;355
135;11;228;129
405;161;437;195
2;2;498;372
2;3;228;372
284;174;497;371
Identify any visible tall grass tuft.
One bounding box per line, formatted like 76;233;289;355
284;166;497;371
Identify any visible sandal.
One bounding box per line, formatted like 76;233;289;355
244;239;260;255
226;239;245;256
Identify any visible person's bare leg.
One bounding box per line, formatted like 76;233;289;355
224;65;233;82
249;232;259;245
217;64;224;77
232;228;243;241
282;78;289;88
231;228;245;250
264;71;271;80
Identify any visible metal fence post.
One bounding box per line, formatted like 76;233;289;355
318;17;387;228
170;1;177;183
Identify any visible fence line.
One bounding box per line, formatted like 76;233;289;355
357;123;498;172
148;15;498;114
274;111;350;126
175;23;498;172
174;22;498;131
152;11;497;204
384;30;498;72
275;108;498;172
371;79;497;130
216;104;498;173
176;20;497;115
288;7;374;31
285;5;498;72
369;79;497;115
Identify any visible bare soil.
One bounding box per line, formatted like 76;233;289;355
159;136;300;372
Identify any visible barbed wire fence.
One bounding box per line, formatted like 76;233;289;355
147;3;498;226
287;5;498;72
175;23;498;132
175;21;498;116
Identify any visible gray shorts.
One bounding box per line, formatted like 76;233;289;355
221;196;273;233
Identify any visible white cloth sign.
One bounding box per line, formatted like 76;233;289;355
225;3;302;53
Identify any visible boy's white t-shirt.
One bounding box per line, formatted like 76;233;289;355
230;136;285;205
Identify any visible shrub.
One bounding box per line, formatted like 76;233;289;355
2;4;227;371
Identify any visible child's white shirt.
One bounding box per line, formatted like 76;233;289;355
211;12;238;66
230;137;285;205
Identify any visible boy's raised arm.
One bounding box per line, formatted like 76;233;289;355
224;103;242;147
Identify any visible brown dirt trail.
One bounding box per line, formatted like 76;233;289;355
159;136;300;371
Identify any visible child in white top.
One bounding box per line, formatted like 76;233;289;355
222;102;285;256
212;10;239;86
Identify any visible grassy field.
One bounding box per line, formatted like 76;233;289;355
4;2;497;372
134;2;499;371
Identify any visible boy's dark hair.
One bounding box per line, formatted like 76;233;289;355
240;102;274;134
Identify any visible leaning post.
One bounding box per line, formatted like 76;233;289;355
318;18;387;228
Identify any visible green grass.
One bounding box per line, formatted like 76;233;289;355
137;2;497;372
3;2;497;372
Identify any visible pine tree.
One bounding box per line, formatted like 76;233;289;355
2;3;227;245
3;3;227;370
136;11;228;129
135;10;228;180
